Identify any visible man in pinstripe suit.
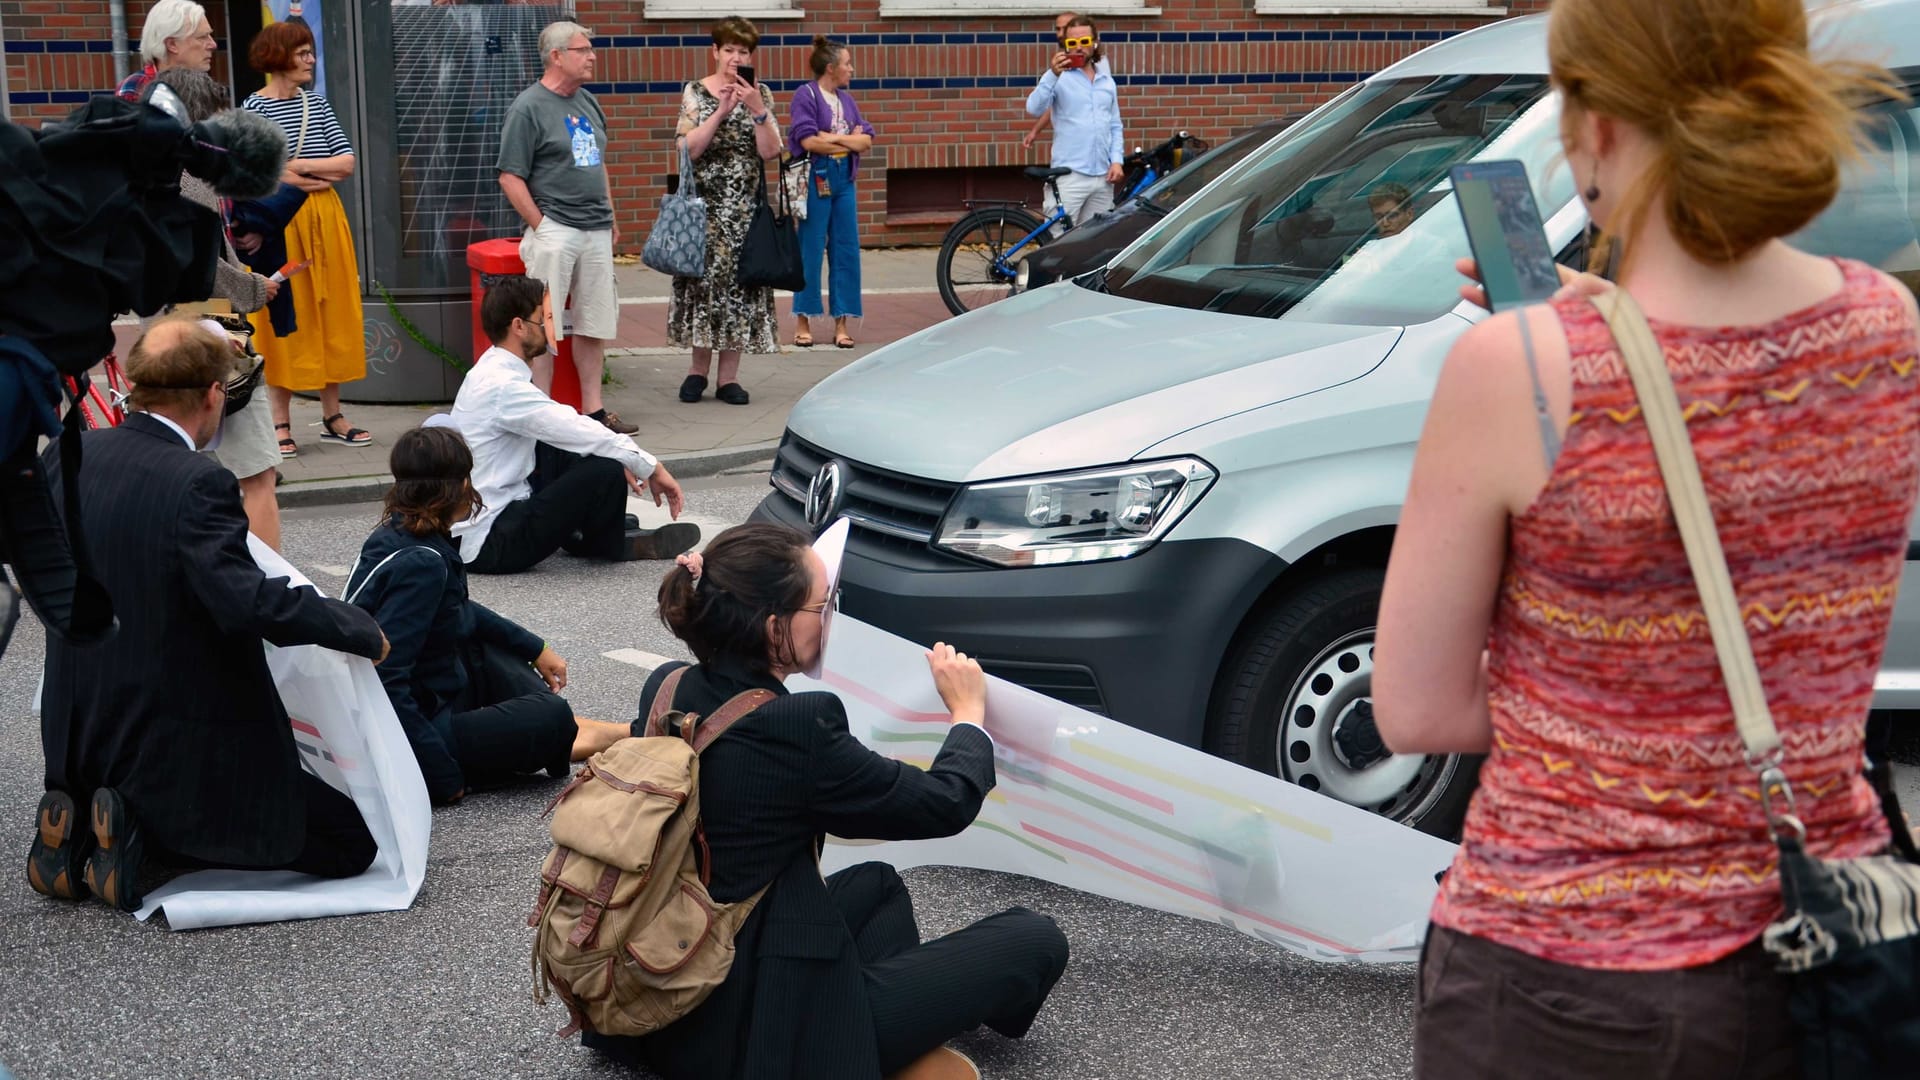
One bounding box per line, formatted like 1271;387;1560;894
28;319;391;913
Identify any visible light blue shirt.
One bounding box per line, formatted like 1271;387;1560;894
1026;66;1124;178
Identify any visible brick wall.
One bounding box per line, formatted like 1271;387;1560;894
4;0;1550;247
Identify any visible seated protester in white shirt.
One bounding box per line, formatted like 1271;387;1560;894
451;275;696;575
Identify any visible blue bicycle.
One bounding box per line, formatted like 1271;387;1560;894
936;131;1207;316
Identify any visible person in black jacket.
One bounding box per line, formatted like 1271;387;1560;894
583;522;1070;1080
30;318;390;913
345;426;633;805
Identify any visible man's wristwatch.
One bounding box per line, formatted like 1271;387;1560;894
752;111;770;125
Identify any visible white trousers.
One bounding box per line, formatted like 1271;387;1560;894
1044;170;1116;235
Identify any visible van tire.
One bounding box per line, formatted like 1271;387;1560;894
1206;568;1480;839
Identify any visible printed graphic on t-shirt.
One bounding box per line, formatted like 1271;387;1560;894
567;115;601;168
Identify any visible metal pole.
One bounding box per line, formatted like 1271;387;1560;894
0;3;12;122
110;0;131;83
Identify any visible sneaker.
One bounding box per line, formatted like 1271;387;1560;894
82;787;145;913
592;409;640;435
26;790;90;901
620;522;700;562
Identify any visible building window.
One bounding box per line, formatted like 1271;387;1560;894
878;2;1158;17
1252;0;1504;13
643;0;801;20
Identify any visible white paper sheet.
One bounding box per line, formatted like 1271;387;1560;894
795;617;1457;963
133;539;431;930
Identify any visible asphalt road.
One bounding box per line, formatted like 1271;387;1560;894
4;475;1917;1079
0;476;1417;1080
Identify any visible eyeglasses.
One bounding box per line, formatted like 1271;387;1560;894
1062;35;1095;49
294;49;316;59
563;45;596;54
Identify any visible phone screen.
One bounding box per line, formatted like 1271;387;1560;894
1449;160;1561;312
737;65;756;86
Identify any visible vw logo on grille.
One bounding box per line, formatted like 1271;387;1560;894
805;460;845;530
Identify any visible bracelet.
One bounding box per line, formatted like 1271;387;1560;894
752;111;770;125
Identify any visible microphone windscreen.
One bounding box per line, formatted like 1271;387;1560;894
190;109;287;200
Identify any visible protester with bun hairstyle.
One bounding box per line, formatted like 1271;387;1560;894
787;36;875;350
1372;0;1920;1073
582;522;1070;1080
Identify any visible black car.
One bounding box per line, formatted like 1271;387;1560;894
1018;118;1297;292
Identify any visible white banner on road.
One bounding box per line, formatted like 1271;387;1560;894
132;539;431;930
793;617;1457;963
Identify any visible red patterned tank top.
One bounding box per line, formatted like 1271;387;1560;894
1431;259;1920;971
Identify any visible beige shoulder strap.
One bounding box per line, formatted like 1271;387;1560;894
1591;291;1781;762
295;88;312;160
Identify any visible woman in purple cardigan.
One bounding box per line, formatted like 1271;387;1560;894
787;37;875;349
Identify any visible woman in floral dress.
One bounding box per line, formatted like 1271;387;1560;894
670;16;785;406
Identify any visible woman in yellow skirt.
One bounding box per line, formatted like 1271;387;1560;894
243;20;372;457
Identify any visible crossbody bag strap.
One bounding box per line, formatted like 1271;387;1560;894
1592;291;1803;835
295;88;311;160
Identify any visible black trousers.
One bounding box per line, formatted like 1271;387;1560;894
468;443;629;575
828;862;1071;1073
450;639;575;784
160;771;377;879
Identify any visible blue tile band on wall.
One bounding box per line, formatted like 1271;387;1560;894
1;28;1455;55
589;71;1372;96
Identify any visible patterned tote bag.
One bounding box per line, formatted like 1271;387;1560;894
642;139;707;279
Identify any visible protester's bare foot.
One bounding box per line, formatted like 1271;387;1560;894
571;717;632;760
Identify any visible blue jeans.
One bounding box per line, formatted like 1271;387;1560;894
793;156;862;319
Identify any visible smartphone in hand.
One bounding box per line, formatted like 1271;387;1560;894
1450;160;1560;312
737;65;756;86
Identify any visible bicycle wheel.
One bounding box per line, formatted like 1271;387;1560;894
937;206;1049;316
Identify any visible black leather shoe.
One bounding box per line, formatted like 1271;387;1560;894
26;790;90;901
83;788;144;913
678;375;708;403
620;522;700;561
715;382;750;406
623;514;640;531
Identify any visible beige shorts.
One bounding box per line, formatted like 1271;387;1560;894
520;217;619;341
207;390;279;481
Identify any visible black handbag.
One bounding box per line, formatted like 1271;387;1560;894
1598;290;1920;1079
736;164;807;293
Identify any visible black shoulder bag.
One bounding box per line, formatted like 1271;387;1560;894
736;162;807;293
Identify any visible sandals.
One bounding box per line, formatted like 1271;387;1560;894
319;412;373;446
834;318;855;349
793;330;814;348
276;422;298;458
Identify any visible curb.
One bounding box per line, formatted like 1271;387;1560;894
277;439;783;509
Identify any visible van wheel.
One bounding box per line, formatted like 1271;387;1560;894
1207;569;1481;839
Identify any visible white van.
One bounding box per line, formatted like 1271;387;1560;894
754;0;1920;836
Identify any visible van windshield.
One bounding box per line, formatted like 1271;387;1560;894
1103;74;1568;325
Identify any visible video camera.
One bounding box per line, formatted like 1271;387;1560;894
0;90;287;660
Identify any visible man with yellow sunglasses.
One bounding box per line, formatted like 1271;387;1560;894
1024;15;1127;232
1021;11;1112;151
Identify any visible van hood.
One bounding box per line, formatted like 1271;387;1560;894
787;285;1402;483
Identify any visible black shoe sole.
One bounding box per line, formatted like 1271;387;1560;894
621;522;700;561
83;788;144;913
26;791;89;901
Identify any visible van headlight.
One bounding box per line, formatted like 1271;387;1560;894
934;458;1216;567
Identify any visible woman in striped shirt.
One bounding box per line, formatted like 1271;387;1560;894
242;20;373;458
1374;0;1920;1074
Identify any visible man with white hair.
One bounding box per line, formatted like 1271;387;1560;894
496;21;636;436
115;0;217;101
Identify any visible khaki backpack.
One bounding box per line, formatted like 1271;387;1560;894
529;667;773;1037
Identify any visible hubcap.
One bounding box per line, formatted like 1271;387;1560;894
1276;628;1458;825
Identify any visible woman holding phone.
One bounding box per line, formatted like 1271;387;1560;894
667;16;783;407
1372;0;1920;1073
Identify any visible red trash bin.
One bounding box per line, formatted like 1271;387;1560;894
466;238;581;410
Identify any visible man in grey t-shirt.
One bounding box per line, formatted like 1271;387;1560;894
497;20;635;435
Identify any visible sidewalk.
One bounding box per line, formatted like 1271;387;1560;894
121;248;951;506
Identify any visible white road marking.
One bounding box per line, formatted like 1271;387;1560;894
618;285;936;306
310;564;351;578
601;648;681;670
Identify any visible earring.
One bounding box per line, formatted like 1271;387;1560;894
1584;174;1601;202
